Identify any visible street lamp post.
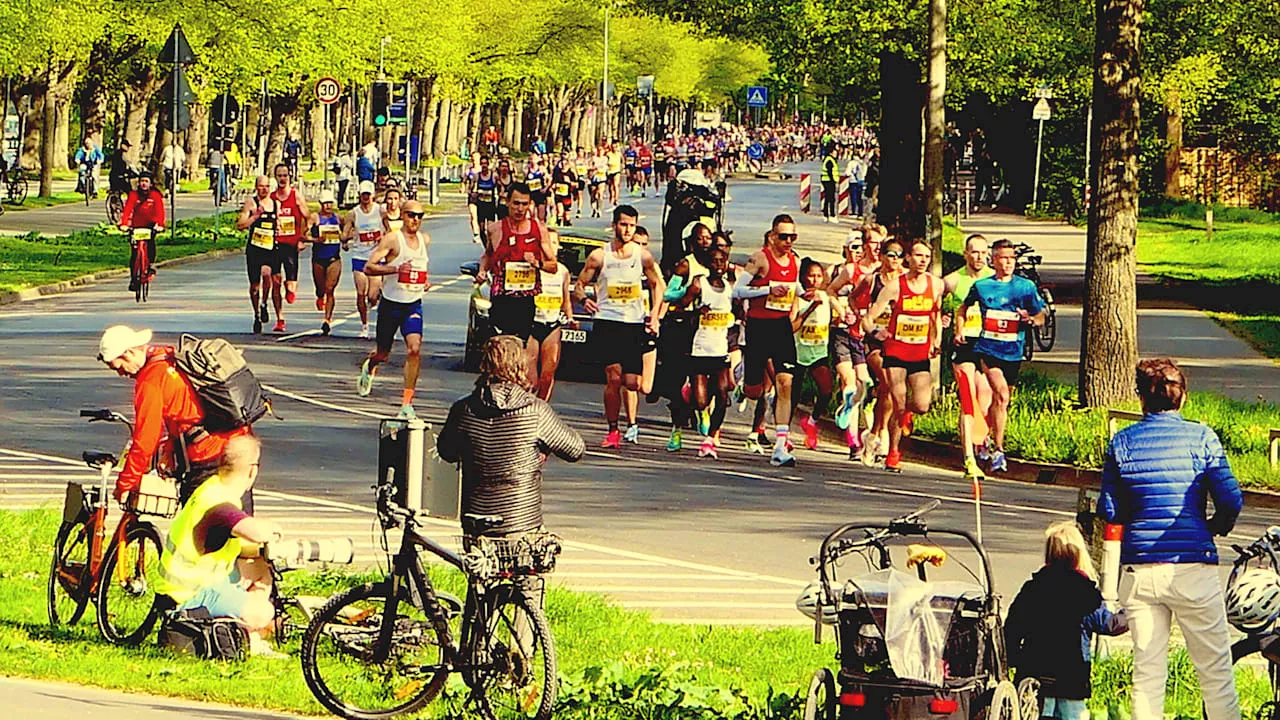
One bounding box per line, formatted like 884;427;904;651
378;36;390;166
601;6;610;143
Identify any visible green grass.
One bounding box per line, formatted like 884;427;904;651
1137;217;1280;289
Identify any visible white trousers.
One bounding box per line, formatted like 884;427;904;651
1118;563;1240;720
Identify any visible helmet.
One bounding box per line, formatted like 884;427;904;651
794;581;838;625
1226;568;1280;633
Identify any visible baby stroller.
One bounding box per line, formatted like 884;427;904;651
660;168;723;275
795;500;1039;720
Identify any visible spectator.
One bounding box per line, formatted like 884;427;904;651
334;149;354;206
845;152;867;219
1100;358;1244;720
207;145;227;202
356;148;376;184
160;142;186;190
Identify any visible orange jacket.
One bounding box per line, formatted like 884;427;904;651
118;346;244;494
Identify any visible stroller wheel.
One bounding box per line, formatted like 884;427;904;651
1016;677;1040;720
803;668;836;720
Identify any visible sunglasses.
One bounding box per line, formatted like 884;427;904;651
405;211;425;219
847;243;864;250
884;251;903;259
776;233;798;242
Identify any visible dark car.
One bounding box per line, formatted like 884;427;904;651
460;229;608;375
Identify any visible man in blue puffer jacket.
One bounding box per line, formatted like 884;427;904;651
1100;357;1244;720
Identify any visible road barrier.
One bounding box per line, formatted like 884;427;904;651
799;173;811;213
837;175;850;215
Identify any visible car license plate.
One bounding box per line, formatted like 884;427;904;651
562;329;587;343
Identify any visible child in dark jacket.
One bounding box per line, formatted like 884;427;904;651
1005;521;1129;720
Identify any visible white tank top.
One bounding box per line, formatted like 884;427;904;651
691;278;733;358
351;204;384;260
381;231;430;304
534;266;568;324
594;244;646;324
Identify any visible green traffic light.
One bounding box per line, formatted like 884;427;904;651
375;114;387;126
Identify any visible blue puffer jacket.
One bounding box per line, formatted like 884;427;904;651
1099;411;1243;565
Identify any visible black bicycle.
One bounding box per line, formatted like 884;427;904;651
1225;528;1280;720
0;162;27;205
300;472;558;720
1013;241;1057;361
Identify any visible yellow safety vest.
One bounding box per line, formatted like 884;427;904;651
155;477;244;603
822;156;838;183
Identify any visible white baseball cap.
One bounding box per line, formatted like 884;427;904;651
319;189;337;204
358;180;376;195
98;325;152;362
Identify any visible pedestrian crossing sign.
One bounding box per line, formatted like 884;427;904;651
747;86;768;108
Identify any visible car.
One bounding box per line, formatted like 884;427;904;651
460;229;609;376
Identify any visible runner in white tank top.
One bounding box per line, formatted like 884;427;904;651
674;248;735;458
341;181;386;338
530;231;573;402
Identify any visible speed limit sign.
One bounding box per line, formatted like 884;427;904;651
315;77;342;105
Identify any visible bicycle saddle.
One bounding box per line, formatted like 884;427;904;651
83;451;118;469
462;514;504;533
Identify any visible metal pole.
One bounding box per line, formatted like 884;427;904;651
257;77;268;176
405;419;425;510
322;103;329;187
601;5;609;142
1032;116;1045;209
1084;102;1092;209
169;67;177;245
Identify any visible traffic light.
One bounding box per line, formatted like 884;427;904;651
371;82;390;127
160;68;196;132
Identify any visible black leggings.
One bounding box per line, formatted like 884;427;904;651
821;180;838;218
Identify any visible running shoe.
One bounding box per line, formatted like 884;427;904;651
770;445;797;468
884;449;903;472
315;297;324;311
357;359;375;397
600;429;622;449
358;325;371;340
397;404;417;420
990;450;1008;473
901;411;914;436
860;429;879;467
745;433;767;455
697;409;711;437
321;321;331;336
801;416;819;450
623;424;640;444
272;319;286;333
286;289;296;305
472;233;481;244
963;458;986;481
252;317;262;334
733;385;749;413
834;389;857;430
259;303;270;323
666;428;683;452
976;437;994;463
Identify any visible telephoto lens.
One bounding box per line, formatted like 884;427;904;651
266;538;356;568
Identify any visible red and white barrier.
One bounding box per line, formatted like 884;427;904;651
799;173;811;213
838;175;851;215
1101;523;1123;601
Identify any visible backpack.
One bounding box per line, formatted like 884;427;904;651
157;607;249;661
174;333;270;433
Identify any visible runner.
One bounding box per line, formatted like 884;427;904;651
654;223;714;452
464;155;481;243
675;247;734;459
270;162;312;332
307;190;343;335
790;258;835;451
733;214;801;467
551;152;577;227
606;142;623;208
825;229;878;458
382;186;404;235
341;181;384;339
623;140;639;196
861;238;943;472
653;140;669;187
573;205;664;448
637;141;654;198
574;149;590;219
469;155;499;244
849;234;901;465
943;234;996;479
356;199;432;419
236;175;279;334
530;229;572;401
525;154;549;224
495;157;515;220
476;182;557;385
958;238;1047;473
589;148;608;218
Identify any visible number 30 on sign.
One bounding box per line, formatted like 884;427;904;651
315;77;342;105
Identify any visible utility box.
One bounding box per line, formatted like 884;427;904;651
378;419;461;520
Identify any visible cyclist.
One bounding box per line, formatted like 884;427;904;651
270;162;312;331
357;199;432;419
96;325;250;505
308;190;343;335
108;139;135;195
154;434;286;659
119;171;166;293
943;234;995;479
283;135;302;180
530;230;572;401
74;138;104;198
958;238;1047;473
862;238;943;472
236;175;280;334
342;180;383;340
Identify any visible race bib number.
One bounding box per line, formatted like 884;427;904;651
895;315;930;344
799;322;829;346
527;177;544;191
962;306;983;338
554;182;570;196
478;188;495;203
701;311;733;329
319;224;341;244
250;226;275;250
535;293;562;311
606;281;641;302
503;262;537;293
981;309;1021;343
358;230;380;245
131;228;153;242
397;264;428;292
276;215;296;237
764;282;796;312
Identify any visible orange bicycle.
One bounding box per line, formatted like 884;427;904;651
48;409;178;645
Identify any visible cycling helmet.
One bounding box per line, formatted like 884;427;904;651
1226;567;1280;633
795;581;839;625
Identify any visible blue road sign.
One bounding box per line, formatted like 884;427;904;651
746;86;768;108
747;142;764;160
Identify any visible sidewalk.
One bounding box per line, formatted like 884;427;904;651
0;676;307;719
0;189;221;236
958;212;1280;404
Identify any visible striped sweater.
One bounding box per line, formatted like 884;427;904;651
437;382;584;535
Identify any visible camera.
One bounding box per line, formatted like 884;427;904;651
263;538;355;568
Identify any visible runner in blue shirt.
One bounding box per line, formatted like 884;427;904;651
958;238;1046;473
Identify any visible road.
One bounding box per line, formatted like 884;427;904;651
1;167;1274;627
0;188;224;236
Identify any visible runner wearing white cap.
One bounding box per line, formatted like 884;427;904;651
308;190;343;335
341;180;384;339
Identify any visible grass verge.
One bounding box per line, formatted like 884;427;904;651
1;509;1271;718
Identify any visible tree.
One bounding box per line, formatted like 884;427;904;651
1079;0;1143;406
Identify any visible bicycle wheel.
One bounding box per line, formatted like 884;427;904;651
95;522;163;645
1035;287;1056;352
107;194;124;225
301;582;452;720
48;521;91;627
12;173;27;204
473;586;556;720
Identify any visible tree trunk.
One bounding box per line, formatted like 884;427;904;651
53;94;70;171
513;97;525;152
1079;0;1143;407
1163;88;1182;199
877;49;923;233
923;0;947;275
39;85;56;197
433;95;452;158
422;98;440;159
185;103;208;179
22;92;43;169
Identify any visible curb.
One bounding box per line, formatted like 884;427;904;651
0;247;243;307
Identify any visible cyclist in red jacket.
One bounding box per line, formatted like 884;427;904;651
119;172;166;291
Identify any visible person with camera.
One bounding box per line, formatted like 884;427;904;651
154;434;285;659
97;325;251;506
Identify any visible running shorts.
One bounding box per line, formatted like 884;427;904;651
531;320;562;344
830;328;866;366
689;355;730;377
591;319;647;376
376;297;424;348
884;355;931;376
950;341;981;367
489;295;536;341
979;353;1022;385
744;316;798;385
476;202;498;225
277;243;300;282
246;244;281;283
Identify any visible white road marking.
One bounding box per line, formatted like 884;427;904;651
572;586;799;595
259;384;388;420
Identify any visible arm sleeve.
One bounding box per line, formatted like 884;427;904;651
1083;604;1129;637
663;275;688;303
537;402;585;462
733;271;769;300
118;375;165;491
435;400;467;464
1204;429;1244;535
1098;444;1127;524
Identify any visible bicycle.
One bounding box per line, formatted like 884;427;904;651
128;225;155;303
1;164;28;204
48;409;175;645
78;162;99;205
1226;527;1280;720
1012;241;1057;361
300;471;558;720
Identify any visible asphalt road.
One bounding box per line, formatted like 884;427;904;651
2;168;1274;627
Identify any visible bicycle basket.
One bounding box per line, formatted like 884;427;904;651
462;532;562;580
129;473;179;518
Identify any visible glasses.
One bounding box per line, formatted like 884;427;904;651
847;243;864;250
405;211;425;219
884;251;903;259
776;233;798;242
